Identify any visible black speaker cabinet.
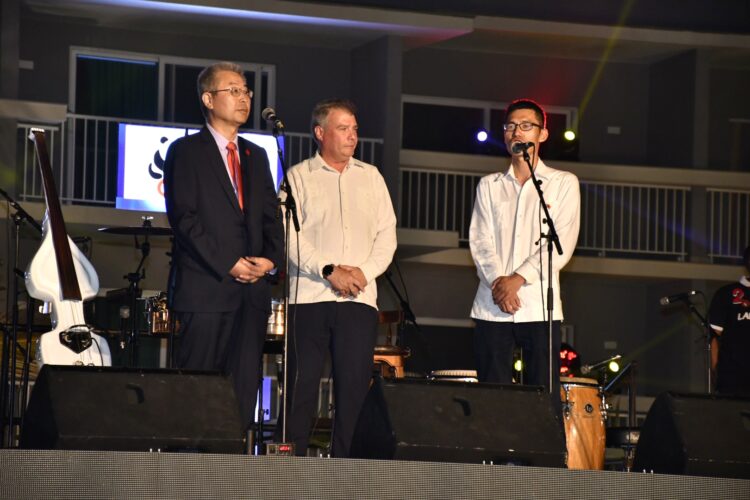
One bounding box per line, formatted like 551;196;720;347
21;365;244;453
350;377;566;467
633;392;750;478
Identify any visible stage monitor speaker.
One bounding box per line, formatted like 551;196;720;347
21;365;244;454
633;392;750;479
350;377;566;467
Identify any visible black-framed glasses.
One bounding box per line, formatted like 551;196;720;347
503;122;542;133
209;86;253;99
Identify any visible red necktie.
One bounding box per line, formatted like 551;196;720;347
226;142;244;211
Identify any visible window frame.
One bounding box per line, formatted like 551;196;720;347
69;47;276;129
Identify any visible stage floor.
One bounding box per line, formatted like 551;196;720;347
1;449;748;499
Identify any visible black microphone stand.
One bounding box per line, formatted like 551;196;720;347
121;217;154;368
271;123;299;451
384;269;418;330
520;147;563;395
684;296;713;394
0;188;42;447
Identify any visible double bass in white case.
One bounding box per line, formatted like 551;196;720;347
25;129;111;366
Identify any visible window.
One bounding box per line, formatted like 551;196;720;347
70;48;276;129
402;95;577;160
75;55;158;120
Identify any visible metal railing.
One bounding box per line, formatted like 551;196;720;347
17;114;383;206
399;166;747;262
708;188;750;262
14;117;749;264
399;167;479;243
578;181;689;259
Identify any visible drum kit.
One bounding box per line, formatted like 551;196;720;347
98;219;176;365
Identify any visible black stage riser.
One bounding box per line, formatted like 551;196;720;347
351;377;566;467
634;391;750;479
2;450;749;500
20;365;244;453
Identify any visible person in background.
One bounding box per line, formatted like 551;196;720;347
709;244;750;397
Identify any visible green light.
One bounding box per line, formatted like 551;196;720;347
608;360;620;373
563;130;576;141
514;359;523;372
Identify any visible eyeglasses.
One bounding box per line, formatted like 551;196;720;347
503;122;542;133
209;87;253;99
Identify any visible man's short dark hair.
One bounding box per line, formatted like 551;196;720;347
196;62;245;118
505;98;547;129
311;98;357;143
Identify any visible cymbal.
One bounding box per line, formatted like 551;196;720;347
98;225;172;236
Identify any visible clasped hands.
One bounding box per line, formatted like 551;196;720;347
326;264;367;299
491;273;525;314
230;256;275;284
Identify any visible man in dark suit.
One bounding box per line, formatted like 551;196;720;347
163;61;284;430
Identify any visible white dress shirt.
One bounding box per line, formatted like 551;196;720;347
286;152;397;309
469;159;580;323
206;123;240;194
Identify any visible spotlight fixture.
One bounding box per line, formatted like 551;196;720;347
476;130;488;143
563;129;576;141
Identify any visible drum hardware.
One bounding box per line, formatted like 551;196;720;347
266;299;285;338
602;361;638;471
98;225;172;237
98;216;173;367
373;310;410;379
429;370;478;383
144;292;173;335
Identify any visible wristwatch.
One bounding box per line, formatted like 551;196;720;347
322;264;335;279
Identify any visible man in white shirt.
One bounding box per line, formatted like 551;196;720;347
469;99;580;412
280;99;397;456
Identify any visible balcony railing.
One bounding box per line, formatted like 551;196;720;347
13;116;749;264
16;114;383;206
399;166;748;264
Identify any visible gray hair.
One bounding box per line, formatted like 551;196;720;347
196;61;245;118
311;98;357;145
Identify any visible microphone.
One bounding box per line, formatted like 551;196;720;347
659;290;697;306
261;107;285;130
511;142;534;154
581;354;621;375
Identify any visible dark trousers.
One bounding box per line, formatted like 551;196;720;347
279;302;378;457
175;302;267;430
474;319;563;422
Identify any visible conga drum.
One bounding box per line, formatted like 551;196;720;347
560;377;606;470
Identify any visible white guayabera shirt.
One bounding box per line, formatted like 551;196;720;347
285;152;397;309
469;159;581;323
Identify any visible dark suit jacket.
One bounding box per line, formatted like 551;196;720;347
164;126;284;313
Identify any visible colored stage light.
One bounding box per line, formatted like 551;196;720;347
476;130;488;142
563;130;576;141
608;360;621;373
514;359;523;372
